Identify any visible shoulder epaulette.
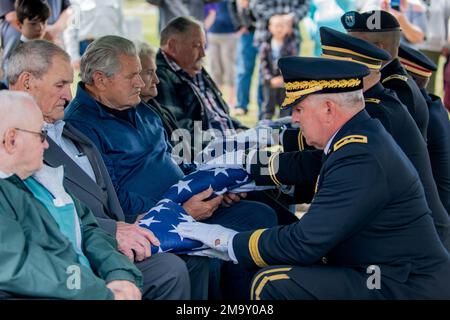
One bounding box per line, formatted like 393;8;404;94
333;135;368;152
365;98;381;104
382;74;408;84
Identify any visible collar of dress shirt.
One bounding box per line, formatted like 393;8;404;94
0;171;12;179
44;120;66;146
323;130;339;155
32;164;74;206
161;50;183;73
19;35;31;42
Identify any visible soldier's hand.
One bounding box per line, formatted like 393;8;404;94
116;221;160;262
183;187;223;221
178;222;237;253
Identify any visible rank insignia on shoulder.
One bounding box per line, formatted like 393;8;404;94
365;98;381;104
333;135;368;152
381;74;408;83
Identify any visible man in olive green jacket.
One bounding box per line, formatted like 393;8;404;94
0;91;143;299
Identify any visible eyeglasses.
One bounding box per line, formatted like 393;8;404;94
15;128;48;143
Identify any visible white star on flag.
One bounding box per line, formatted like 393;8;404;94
212;168;229;177
216;187;228;195
236;176;249;184
173;179;193;194
151;203;170;213
157;246;172;253
178;212;196;223
140;216;161;227
169;224;184;241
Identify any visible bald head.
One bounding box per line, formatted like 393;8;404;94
0;90;47;179
160;16;206;76
160;16;203;46
0;91;42;133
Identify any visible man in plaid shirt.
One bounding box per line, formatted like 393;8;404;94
155;16;246;153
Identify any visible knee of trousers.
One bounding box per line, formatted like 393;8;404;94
160;253;190;283
141;253;190;294
245;201;278;228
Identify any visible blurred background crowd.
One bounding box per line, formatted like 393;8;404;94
1;0;450;128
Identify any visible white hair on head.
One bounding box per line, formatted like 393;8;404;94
135;41;156;61
6;40;70;85
310;90;365;111
80;35;138;85
0;90;37;110
0;90;39;132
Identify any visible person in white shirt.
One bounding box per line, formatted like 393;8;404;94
63;0;125;70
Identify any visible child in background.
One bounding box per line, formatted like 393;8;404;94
259;14;297;120
14;0;49;43
2;0;49;86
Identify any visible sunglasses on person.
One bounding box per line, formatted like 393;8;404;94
14;128;48;143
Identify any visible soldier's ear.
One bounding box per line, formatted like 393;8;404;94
324;100;337;121
375;42;385;50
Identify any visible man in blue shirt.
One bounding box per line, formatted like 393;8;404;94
65;35;277;299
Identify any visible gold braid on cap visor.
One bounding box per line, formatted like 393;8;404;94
282;78;362;107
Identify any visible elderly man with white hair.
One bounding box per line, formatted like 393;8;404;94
0;91;143;299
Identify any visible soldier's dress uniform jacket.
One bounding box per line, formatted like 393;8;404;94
364;83;450;249
380;58;429;140
340;10;429;139
397;42;450;216
266;83;450;249
421;89;450;215
315;24;450;248
235;110;450;299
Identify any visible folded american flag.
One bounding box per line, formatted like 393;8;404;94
138;168;253;254
139;199;205;254
194;127;275;164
